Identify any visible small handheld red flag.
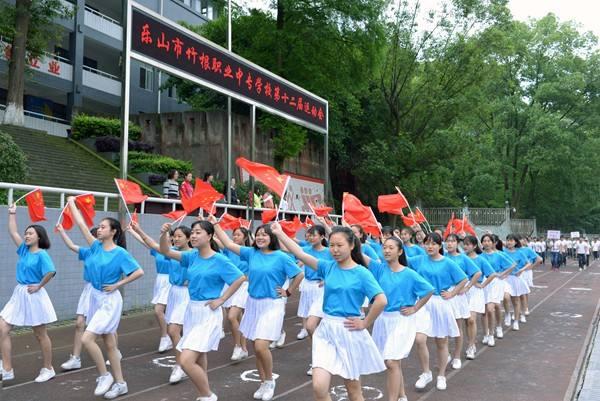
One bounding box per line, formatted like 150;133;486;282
75;194;96;228
236;157;290;197
25;189;46;222
261;208;278;224
115;179;148;204
377;193;408;215
162;210;187;221
280;216;304;238
219;213;242;230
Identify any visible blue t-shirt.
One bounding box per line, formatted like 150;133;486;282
367;239;385;260
362;242;380;262
409;255;467;295
519;247;539;263
404;244;426;258
78;246;92;283
368;260;434;311
480;251;514;274
81;240;140;291
180;250;244;301
223;248;249;275
502;249;529;275
447;253;481;280
318;259;383;317
302;246;333;281
15;243;56;285
239;247;302;299
152;248;187;286
150;249;172;275
470;254;496;283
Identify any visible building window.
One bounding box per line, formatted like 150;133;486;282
139;66;153;91
167;85;176;99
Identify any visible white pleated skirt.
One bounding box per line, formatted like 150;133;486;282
165;285;190;325
76;282;93;316
0;284;57;327
240;297;286;341
415;306;432;335
308;289;325;318
504;275;530;297
484;279;504;304
223;281;249;309
423;295;459;338
297;280;324;318
177;300;223;353
312;314;386;380
522;270;533;287
449;292;471;319
86;288;123;335
466;286;485;314
372;312;417;360
151;274;171;305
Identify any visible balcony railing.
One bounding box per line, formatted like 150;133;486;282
0;104;71;138
84;5;122;41
82;65;121;96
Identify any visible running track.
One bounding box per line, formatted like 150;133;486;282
3;258;599;401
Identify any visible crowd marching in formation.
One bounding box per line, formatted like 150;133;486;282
0;196;598;401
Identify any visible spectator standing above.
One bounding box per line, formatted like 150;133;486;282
163;170;180;199
228;178;239;204
180;172;194;199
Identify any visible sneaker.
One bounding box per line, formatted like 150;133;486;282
520;315;527;323
61;354;82;371
482;335;489;345
34;367;56;383
451;358;461;370
197;393;218;401
231;346;243;361
512;321;520;331
495;326;504;339
220;329;226;339
104;382;128;399
306;365;313;376
504;313;512;327
169;365;187;384
158;336;173;353
524;309;530;316
2;368;14;381
94;373;114;396
296;328;309;340
269;341;276;349
239;349;248;359
466;345;476;360
275;331;286;348
436;376;447;391
398;397;408;401
488;336;495;347
106;349;123;366
253;382;268;399
261;380;276;401
415;371;433;389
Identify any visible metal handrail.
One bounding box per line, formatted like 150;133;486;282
0;182;342;223
84;5;121;26
83;65;120;81
0;104;70;125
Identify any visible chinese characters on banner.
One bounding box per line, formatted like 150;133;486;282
131;8;327;132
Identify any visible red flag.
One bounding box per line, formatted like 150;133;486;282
443;213;456;239
62;205;74;230
377;193;408;215
343;193;373;224
401;214;417;227
452;216;476;237
75;194;95;228
414;207;427;224
162;210;187;221
305;217;315;227
25;189;46;222
181;178;224;214
280;216;304;238
310;203;333;217
236;157;290;197
219;213;243;230
261;208;278;224
115;179;148;204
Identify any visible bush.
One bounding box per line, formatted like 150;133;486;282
128;151;193;175
71;114;141;141
94;136;154;153
0;131;29;204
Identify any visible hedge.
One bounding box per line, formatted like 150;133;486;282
71;114;141;141
0;130;28;204
128;151;193;175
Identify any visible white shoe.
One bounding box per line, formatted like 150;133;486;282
504;313;512;327
220;329;226;339
306;365;313;376
269;341;276;349
520;315;527;323
94;373;114;396
482;335;489;345
231;346;243;361
106;349;123;366
261;380;276;401
495;326;504;339
488;336;495;347
34;367;56;383
61;354;82;371
466;345;476;360
415;371;433;389
197;393;218;401
296;328;309;340
253;382;268;399
436;376;447;390
2;368;14;381
451;358;461;370
169;365;187;384
524;309;530;316
104;382;128;399
276;331;286;348
398;397;408;401
158;336;173;353
512;321;520;331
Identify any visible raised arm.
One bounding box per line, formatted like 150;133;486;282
313;216;332;235
67;197;95;245
270;222;319;270
55;224;80;253
129;220;159;251
209;215;242;255
7;204;22;246
159;222;182;261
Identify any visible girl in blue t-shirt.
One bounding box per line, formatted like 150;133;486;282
351;224;381;262
400;227;427;258
129;221;193;384
364;236;434;401
272;223;387;401
55;225;98;372
518;236;542;318
1;204;57;383
66;197;144;399
445;234;482;370
462;235;497;360
160;220;245;401
502;234;532;331
213;220;304;401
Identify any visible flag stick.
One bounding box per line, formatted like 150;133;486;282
275;176;291;222
113;179;133;221
13;188;38;205
395;186;427;232
56;204;68;226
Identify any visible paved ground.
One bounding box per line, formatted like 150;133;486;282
3;258;600;401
